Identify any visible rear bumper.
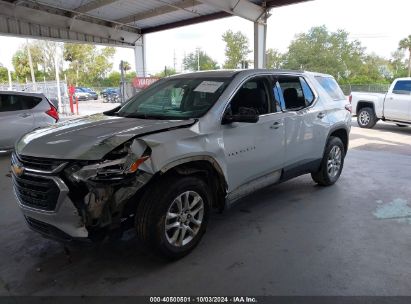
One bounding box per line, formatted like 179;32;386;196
13;173;89;240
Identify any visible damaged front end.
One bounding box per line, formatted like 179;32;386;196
63;139;154;240
54;139;153;241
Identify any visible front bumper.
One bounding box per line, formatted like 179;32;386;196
13;172;89;240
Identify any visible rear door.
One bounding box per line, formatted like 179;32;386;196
0;94;37;149
276;76;330;169
384;80;411;121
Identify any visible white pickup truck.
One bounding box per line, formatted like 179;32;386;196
350;78;411;128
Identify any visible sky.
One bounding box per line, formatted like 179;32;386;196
0;0;410;75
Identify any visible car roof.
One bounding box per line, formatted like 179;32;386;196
166;69;333;79
0;91;45;98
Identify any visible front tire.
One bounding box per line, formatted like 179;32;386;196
136;175;210;260
311;137;345;186
357;107;377;128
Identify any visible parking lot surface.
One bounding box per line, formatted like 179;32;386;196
0;121;410;296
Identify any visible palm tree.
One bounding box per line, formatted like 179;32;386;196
399;35;411;77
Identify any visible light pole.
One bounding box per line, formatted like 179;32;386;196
197;48;200;71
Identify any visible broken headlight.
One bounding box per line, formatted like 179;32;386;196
72;142;150;182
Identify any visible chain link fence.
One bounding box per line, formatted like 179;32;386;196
340;84;390;95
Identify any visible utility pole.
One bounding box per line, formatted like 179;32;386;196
26;39;37;91
182;51;186;72
8;69;12;91
54;50;63;113
173;49;177;71
120;60;125;103
197;48;200;71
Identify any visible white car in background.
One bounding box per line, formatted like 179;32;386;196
74;88;91;101
350;78;411;128
0;91;59;151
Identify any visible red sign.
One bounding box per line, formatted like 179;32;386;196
133;77;159;89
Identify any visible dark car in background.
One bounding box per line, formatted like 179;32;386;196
81;88;98;100
101;88;118;99
102;88;120;103
74;88;91;101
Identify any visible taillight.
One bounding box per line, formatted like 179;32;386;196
46;105;59;123
348;94;352;103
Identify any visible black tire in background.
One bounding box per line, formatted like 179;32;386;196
357;107;378;128
135;175;211;260
311;136;345;186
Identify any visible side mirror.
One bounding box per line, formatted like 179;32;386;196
222;108;259;124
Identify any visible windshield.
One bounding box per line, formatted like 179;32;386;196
117;77;231;119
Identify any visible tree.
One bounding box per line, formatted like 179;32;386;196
12;49;32;81
222;30;251;69
11;41;61;82
282;26;365;82
284;26;364;78
183;49;219;71
390;49;408;78
266;48;283;69
101;71;121;87
122;61;132;72
0;64;8;83
399;35;411;77
64;43;115;86
154;66;177;78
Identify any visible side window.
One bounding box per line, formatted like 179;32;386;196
171;87;184;107
277;77;306;110
315;76;345;100
0;95;24;112
230;77;270;116
20;96;42;109
392;81;411;95
300;77;315;106
272;82;284;112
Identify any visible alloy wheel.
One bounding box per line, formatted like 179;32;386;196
359;110;371;126
327;146;342;178
165;191;204;247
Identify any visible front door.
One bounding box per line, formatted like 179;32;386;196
384;80;411;121
221;76;286;193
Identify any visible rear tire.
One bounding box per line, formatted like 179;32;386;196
357;107;377;128
136;175;210;260
311;137;345;186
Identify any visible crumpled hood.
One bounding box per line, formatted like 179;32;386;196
16;114;196;160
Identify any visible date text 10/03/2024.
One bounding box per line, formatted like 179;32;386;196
149;297;258;303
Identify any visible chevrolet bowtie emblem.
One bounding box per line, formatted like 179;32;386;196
11;163;24;177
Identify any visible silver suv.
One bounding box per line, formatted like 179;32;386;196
11;70;351;259
0;91;59;151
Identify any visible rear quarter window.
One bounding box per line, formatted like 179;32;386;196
315;76;346;100
0;94;42;112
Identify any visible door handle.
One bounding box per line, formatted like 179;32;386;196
19;113;31;118
270;121;283;129
317;112;326;119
